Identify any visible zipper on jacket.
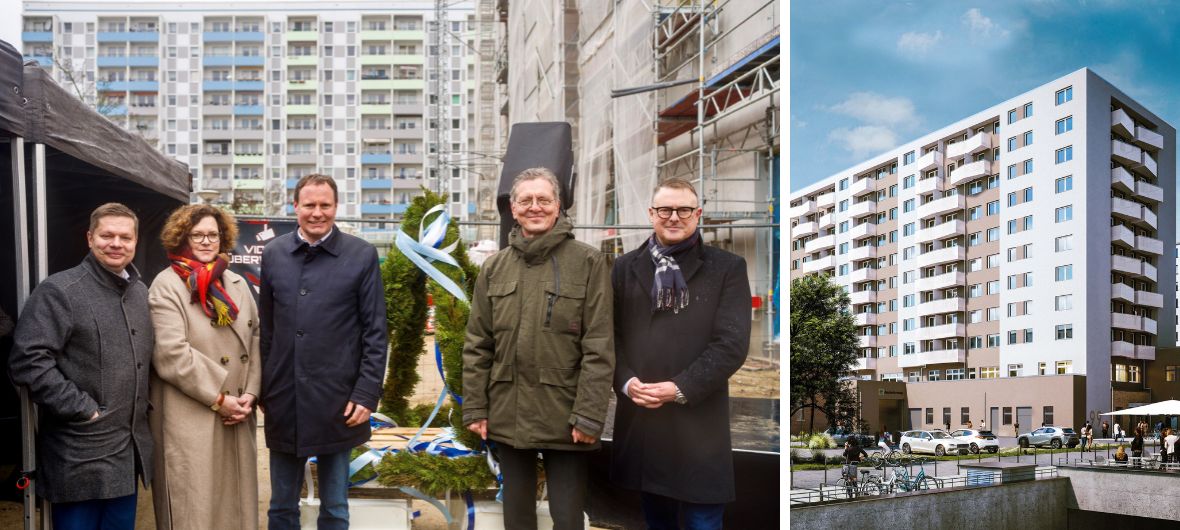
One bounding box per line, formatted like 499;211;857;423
545;256;560;327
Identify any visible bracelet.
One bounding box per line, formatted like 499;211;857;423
211;392;226;412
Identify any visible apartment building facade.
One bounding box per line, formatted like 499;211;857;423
21;1;479;240
789;68;1176;433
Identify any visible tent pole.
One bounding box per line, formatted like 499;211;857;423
30;142;50;530
12;136;38;530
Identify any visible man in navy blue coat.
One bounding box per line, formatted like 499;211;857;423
259;174;389;530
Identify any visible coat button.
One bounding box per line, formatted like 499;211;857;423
210;319;217;326
296;330;304;337
248;319;254;328
300;288;308;296
220;356;229;365
131;329;137;335
240;354;249;364
237;388;244;394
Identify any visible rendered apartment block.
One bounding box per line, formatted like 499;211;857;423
789;68;1176;433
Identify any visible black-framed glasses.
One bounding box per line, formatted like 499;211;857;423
651;206;698;219
189;232;220;244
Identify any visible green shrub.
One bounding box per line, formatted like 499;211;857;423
810;449;827;464
790;449;811;463
807;433;835;449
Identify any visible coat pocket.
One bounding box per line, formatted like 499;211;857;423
542;282;586;337
487;281;519;332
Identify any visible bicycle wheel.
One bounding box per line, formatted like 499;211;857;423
861;476;883;497
834;477;855;498
885;451;901;467
915;476;937;490
867;451;883;468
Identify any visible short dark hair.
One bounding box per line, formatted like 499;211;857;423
653;177;699;201
89;202;138;233
293;173;338;204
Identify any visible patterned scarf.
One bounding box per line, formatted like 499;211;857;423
648;230;700;313
169;248;239;326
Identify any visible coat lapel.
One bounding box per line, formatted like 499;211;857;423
629;245;655;299
678;244;705;283
225;275;252;352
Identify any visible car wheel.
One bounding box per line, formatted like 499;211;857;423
1050;439;1062;449
902;443;912;454
935;445;945;456
1019;438;1029;448
970;443;980;454
989;447;999;454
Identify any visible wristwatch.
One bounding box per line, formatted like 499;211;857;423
673;386;688;405
210;392;225;412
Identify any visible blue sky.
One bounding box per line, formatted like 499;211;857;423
790;0;1180;192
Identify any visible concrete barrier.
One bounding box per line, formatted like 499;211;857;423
790;478;1070;529
1057;465;1180;520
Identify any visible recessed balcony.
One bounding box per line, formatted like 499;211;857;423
1111;166;1135;194
917;270;965;291
916;220;965;244
854;312;878;326
1111;197;1157;230
804;234;836;254
853;357;878;371
799;255;835;275
787;200;814;220
1113;313;1158;334
915;246;965;269
846;200;876;218
1111;282;1135;303
1136;345;1157;360
792;221;818;238
1136;180;1164;203
859;335;878;348
816;192;836;208
1111;256;1157;282
1112;108;1134;138
849;267;877;284
915;194;965;220
846;244;876;262
915;150;943;172
1135;126;1164;151
817;212;834;229
916;297;966;316
915;176;946;195
848;177;875;197
946;133;993;160
897;348;966;368
848;290;877;306
948;159;993;187
1111;340;1136;358
847;222;875;240
913;322;965;342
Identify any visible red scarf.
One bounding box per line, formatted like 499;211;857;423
168;247;239;326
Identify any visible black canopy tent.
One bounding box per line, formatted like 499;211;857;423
1;38;190;526
495;122;575;247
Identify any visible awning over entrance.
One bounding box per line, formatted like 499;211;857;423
1101;399;1180;416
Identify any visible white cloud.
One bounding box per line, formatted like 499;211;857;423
962;8;1010;40
828;92;918;127
828;126;899;158
897;30;943;58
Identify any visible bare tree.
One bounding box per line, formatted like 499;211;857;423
49;46;120;116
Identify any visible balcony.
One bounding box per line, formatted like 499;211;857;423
361;153;393;164
233;153;263;165
1113;313;1158;334
361;179;393;189
202;80;264;91
916;297;966;316
97;31;160;43
798;255;835;275
898;348;966;368
1136;290;1163;308
204;55;265;67
1111;340;1136;358
1142;152;1157;177
1111;197;1157;229
98;80;159;92
1111;255;1157;282
361;203;409;215
203;153;231;164
22;31;53;43
915;246;965;269
285;31;319;42
285;105;318;115
915;176;946;195
946;134;992;160
791;221;818;238
1112;139;1142;166
287;55;318;67
1137;345;1157;360
360;54;394;66
804;233;836;254
916;220;965;244
286;79;319;91
848;177;874;197
846;244;875;262
1111;166;1136;194
97;56;159;68
848;290;876;306
393;153;421;164
913;323;965;342
1111;282;1135;303
846;200;876;218
816;192;836;208
1136;180;1164;203
360;103;392;115
915;194;964;220
233;104;263;116
1112;108;1134;138
853;357;878;371
787;200;814;220
917;270;965;291
915;150;943;172
854;313;878;326
817;213;834;229
847;222;875;240
948;159;992;186
1135;126;1164;151
1111;224;1135;248
286;153;316;164
233;179;264;190
360;79;426;91
390;30;426;40
849;267;876;284
1136;234;1163;256
203;31;265;42
858;335;878;349
23;55;52;67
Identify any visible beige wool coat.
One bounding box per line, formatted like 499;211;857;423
148;267;261;530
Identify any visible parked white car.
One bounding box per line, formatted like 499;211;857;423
900;430;969;456
948;429;1000;454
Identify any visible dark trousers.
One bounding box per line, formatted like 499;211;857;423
52;492;137;530
494;442;588;530
640;492;725;530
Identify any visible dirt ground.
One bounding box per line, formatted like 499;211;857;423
0;337;775;528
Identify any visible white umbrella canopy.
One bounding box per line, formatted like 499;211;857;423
1100;400;1180;416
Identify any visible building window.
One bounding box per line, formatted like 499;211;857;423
1044;406;1054;426
1055;205;1072;223
1167;366;1178;382
839;221;849;233
968;335;983;348
1003;407;1013;424
1023;102;1033;117
1055;146;1073;164
987;200;1000;215
929;371;942;382
1055;324;1073;340
1056;361;1072;375
903;199;914;213
1023;159;1033;174
926;408;934;424
904;151;915;165
1055;175;1073;193
948;370;964;381
1055;265;1073;281
1055;86;1073;105
987;227;999;241
839;199;848;212
1008;187;1032;206
1039;362;1047;375
1056;116;1073;134
903;223;915;236
987;334;1000;347
1008;109;1017;124
1055;235;1073;252
839;178;848;190
904;175;914;188
1055;295;1073;311
942;407;951;425
987;255;999;269
1008;364;1023;377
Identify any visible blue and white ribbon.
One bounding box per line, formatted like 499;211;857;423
394;204;468;303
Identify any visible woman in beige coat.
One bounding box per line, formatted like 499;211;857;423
149;204;260;530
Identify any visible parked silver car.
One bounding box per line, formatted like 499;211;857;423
949;429;1000;454
1017;426;1080;449
900;430;969;456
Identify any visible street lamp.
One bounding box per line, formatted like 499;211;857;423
195;190;220;204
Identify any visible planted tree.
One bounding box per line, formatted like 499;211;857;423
789;274;860;433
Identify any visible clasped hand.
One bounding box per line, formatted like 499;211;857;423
217;394;256;426
627;379;678;409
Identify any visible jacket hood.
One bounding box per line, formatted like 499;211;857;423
509;214;574;265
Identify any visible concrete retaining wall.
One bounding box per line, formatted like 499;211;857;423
1058;466;1180;520
790;478;1070;529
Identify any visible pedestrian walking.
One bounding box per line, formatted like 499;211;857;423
1102;421;1110;439
1167;429;1179;463
1158;428;1169;464
1114;422;1124;443
1131;429;1145;467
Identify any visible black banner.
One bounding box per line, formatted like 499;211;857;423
230;219;298;303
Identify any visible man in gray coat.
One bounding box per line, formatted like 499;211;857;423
9;203;154;530
260;173;389;530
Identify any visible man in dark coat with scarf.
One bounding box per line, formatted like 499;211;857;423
259;174;388;529
610;178;751;529
9;203;155;529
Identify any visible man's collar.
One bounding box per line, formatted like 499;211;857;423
291;225;341;256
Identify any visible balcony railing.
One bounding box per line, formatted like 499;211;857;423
916;220;965;244
798;255;835;275
913;323;965;342
803;234;836;254
898;348;966;368
915;150;943;172
916;271;964;291
846;244;875;262
948;159;992;186
1111;108;1134;138
915;194;964;220
791;221;818;238
915;297;965;316
946;134;992;160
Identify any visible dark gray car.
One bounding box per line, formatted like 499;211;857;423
1017;426;1080;449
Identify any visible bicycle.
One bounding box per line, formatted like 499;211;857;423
879;458;941;493
868;447;903;468
834;466;882;498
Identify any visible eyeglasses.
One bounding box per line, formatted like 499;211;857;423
651;206;698;219
189;232;220;244
514;196;556;208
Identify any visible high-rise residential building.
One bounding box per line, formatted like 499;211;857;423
790;68;1176;433
20;1;480;241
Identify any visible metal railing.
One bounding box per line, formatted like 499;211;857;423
789;465;1058;505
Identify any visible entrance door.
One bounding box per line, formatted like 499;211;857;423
909;408;922;431
1016;407;1033;436
990;407;1000;432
